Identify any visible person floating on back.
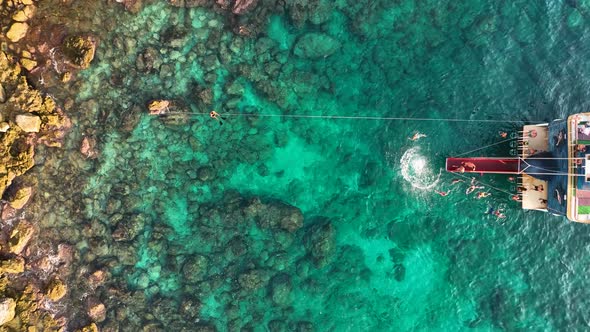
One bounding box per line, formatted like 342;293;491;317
210;111;226;125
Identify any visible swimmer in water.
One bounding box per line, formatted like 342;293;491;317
451;179;464;184
494;209;506;219
476;192;491;199
210;111;226;125
466;185;484;195
434;190;450;197
409;132;427;141
499;131;508;138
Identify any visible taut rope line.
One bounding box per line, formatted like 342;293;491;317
162;112;548;123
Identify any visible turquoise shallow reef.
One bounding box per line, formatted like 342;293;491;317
25;0;590;330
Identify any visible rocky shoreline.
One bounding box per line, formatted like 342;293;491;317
0;0;354;330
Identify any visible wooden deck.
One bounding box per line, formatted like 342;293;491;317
521;174;548;211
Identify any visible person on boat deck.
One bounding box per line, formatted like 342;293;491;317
528;129;538;138
538;198;548;204
517;186;527;192
452;164;466;173
554;130;565;147
555;189;563;205
532;184;544;192
576;144;587;153
462;161;476;171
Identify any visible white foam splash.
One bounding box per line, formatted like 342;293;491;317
400;147;441;190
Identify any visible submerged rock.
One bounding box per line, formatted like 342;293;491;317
80;136;99;159
233;0;258;14
238;269;267;291
182;254;209;283
62;35;96;69
294;33;341;59
245;198;303;233
45;278;67;301
303;218;335;268
270;273;291;305
87;298;106;322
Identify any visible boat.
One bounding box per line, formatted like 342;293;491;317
446;114;590;223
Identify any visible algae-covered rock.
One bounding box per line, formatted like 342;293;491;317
6;23;28;43
45;278;67;301
62;35;96;69
8;220;34;255
76;323;98;332
237;269;267;291
0;298;16;326
0;257;24;274
182;254;208;283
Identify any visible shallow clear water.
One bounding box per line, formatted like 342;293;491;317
29;0;590;330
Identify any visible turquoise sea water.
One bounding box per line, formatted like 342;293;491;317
29;0;590;330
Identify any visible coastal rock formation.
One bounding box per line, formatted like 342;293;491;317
8;220;34;254
0;50;70;197
5;185;33;210
15;114;41;132
0;298;16;326
6;22;28;42
0;257;24;274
